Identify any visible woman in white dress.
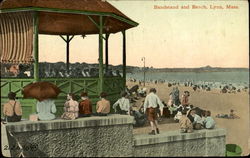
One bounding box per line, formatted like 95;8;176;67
36;99;57;120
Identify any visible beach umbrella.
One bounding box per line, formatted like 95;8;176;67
22;81;61;101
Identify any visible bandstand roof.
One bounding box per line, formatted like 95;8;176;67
0;0;139;35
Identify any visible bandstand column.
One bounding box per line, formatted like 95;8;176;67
66;35;70;72
99;16;104;93
33;11;39;81
105;33;110;73
122;30;126;87
59;35;74;72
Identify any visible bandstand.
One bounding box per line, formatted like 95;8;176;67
0;0;138;118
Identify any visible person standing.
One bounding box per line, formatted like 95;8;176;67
113;91;130;115
3;92;22;122
79;92;92;117
172;87;180;106
181;91;190;106
143;88;164;135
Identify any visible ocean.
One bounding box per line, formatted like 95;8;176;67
127;71;249;88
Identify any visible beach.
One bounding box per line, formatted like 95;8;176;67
128;81;249;156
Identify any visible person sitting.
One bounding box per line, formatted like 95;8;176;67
138;87;147;97
95;92;110;116
78;92;92;117
17;64;28;78
113;91;130;115
36;99;57;121
179;109;193;133
229;109;240;119
49;69;56;78
162;101;171;118
58;68;65;77
85;70;90;77
131;109;147;127
187;108;194;123
44;70;50;78
174;110;182;122
216;109;240;119
81;70;87;77
115;70;121;77
203;110;215;129
105;69;114;77
3;92;22;122
190;109;203;130
169;104;178;118
75;68;82;78
61;93;79;120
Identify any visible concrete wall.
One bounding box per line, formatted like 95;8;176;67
133;128;226;157
2;115;226;157
4;115;134;157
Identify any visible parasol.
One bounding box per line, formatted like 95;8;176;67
22;81;61;101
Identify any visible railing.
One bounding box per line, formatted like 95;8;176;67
1;77;124;118
1;77;124;98
104;76;125;95
41;77;100;98
1;78;35;98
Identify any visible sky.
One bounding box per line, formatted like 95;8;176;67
39;0;249;68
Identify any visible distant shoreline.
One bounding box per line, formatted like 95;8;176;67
3;62;247;73
133;68;249;73
126;66;249;73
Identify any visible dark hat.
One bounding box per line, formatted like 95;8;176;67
8;92;16;100
100;92;108;98
81;92;88;97
68;93;76;100
120;91;127;97
149;88;156;93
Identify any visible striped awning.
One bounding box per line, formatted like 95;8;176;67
0;11;34;64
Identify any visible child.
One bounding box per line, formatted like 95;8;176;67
61;93;79;120
190;109;203;130
79;92;92;117
229;109;240;119
179;109;193;133
113;91;130;115
3;92;22;122
181;91;190;106
95;92;110;116
203;110;215;129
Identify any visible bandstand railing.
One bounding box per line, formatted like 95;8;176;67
1;76;124;118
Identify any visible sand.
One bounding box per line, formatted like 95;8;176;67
127;81;249;156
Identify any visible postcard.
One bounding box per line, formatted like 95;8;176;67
0;0;249;157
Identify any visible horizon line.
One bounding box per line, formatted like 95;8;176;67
35;61;249;69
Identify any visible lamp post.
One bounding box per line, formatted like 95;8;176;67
141;57;145;86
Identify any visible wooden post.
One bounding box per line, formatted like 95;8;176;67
33;11;39;81
105;33;110;73
66;35;70;72
122;30;126;88
99;16;104;93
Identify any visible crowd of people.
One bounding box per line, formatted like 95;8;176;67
1;63;123;78
2;85;218;135
139;86;216;135
1;90;132;123
127;77;249;94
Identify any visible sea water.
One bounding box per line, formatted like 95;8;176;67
127;71;249;88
